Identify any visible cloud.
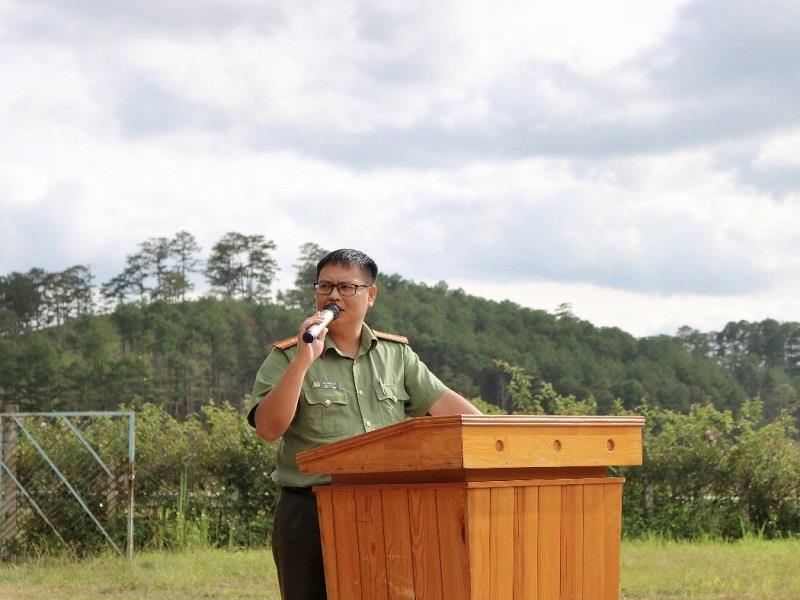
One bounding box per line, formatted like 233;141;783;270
649;0;800;99
0;0;678;164
0;181;103;276
115;73;231;137
709;132;800;199
359;156;786;296
11;0;287;37
10;0;799;168
3;0;800;336
632;0;800;153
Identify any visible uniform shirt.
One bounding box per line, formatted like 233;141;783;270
248;323;448;488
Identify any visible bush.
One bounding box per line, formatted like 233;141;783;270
621;400;800;539
8;395;800;557
133;402;280;550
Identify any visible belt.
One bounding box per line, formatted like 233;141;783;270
281;486;315;496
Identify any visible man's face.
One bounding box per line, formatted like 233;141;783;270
315;263;377;332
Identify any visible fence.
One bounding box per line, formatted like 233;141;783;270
0;405;135;558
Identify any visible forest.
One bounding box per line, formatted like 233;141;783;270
2;232;800;550
2;231;799;420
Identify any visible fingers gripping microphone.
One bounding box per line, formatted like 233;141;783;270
302;304;340;343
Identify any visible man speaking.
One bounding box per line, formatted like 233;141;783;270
248;248;480;600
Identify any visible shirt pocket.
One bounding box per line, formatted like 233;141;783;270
302;388;350;437
374;381;409;422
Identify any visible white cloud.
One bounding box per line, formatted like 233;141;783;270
754;129;800;169
2;0;800;336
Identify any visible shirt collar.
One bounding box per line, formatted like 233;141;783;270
322;323;377;358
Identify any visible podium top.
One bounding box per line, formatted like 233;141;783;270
298;414;645;478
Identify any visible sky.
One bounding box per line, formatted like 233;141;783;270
2;0;800;338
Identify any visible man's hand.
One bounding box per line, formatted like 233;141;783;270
253;312;330;441
294;311;329;366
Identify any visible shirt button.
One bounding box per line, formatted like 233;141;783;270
365;420;372;427
358;390;364;396
324;400;331;407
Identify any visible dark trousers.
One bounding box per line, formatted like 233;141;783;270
272;488;327;600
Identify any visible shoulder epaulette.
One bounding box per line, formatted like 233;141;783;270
373;330;409;344
273;336;299;350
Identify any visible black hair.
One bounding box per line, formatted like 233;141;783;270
316;249;379;284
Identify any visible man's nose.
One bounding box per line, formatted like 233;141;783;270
327;285;342;300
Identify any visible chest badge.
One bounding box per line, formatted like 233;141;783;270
312;381;342;390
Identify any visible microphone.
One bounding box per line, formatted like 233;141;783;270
302;303;340;343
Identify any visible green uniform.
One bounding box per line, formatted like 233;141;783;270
248;323;448;488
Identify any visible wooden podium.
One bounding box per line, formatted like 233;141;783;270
297;415;644;600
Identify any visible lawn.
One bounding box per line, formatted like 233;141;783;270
0;547;280;600
621;537;800;599
1;538;798;599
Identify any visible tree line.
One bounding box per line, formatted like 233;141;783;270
2;232;799;422
0;232;326;334
678;321;800;420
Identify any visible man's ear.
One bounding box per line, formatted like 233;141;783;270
367;285;377;307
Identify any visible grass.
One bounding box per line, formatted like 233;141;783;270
0;547;280;600
621;536;800;599
1;538;799;599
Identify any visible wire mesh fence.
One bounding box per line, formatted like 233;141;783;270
1;402;281;558
0;407;134;559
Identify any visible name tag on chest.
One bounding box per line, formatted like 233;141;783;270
312;381;342;390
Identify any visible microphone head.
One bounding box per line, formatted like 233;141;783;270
302;304;341;343
322;303;341;319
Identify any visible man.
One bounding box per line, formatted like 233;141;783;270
248;248;480;600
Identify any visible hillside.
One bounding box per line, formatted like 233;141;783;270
4;273;797;420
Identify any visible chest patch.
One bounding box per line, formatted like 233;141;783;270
312;380;342;390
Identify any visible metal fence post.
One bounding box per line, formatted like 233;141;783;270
127;412;135;559
1;404;19;558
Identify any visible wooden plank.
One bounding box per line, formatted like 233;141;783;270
468;476;620;490
467;487;491;599
583;484;606;600
436;487;470;599
355;489;388;600
538;485;561;600
333;470;467;486
462;425;643;470
560;485;584;600
409;488;443;600
466;467;607;482
299;417;464;474
331;488;362;599
332;466;607;486
381;489;416;600
490;487;516;598
299;415;645;477
458;416;645;427
514;486;538;600
603;483;623;600
316;489;340;600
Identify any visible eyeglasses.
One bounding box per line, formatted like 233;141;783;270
313;281;372;297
